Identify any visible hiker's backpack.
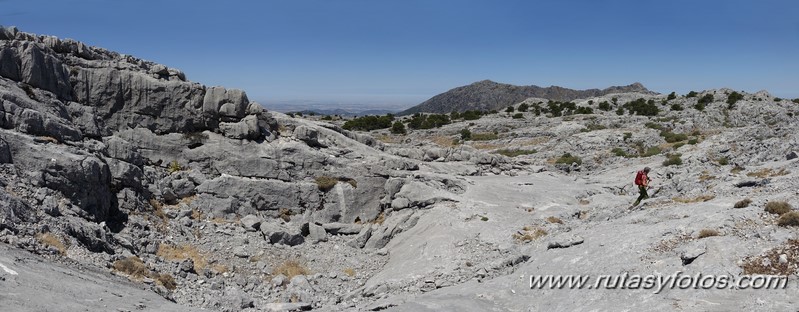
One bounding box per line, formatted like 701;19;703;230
634;170;646;186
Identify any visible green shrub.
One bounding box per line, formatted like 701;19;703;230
645;122;664;130
517;103;529;112
390;121;406;134
694;103;706;111
734;198;752;208
663;154;682;166
623;132;632;141
460;128;472;140
774;97;783;102
168;160;183;173
717;157;729;165
408;113;450;129
461;110;483;121
574;106;594;114
778;211;799;226
615;107;624;116
321;115;333;120
726;91;744;108
640;146;662;157
660;131;688;143
667;92;677;100
670;103;684;111
556;153;582;165
622;98;659;116
505;106;515;113
687;138;699;145
512;113;524;119
343;114;394;131
765;201;792;215
598;101;611;111
698;94;714;106
673;142;686;149
494;149;536;157
792;98;799;104
611;97;618;104
686;91;698;98
611;147;628;157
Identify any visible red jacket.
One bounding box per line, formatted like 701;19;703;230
635;170;649;187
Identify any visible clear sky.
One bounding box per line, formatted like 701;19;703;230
2;0;797;109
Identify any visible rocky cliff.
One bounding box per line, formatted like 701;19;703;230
399;79;654;115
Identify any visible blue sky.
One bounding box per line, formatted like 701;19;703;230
2;0;797;109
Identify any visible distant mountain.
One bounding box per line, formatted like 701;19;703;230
398;80;654;115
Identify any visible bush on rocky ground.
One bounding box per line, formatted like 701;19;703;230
765;201;792;215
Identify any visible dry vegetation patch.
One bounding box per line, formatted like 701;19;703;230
156;244;208;272
546;216;563;224
672;195;715;203
512;226;548;242
734;198;752;208
765;201;792;215
35;232;67;255
778;211;799;227
112;256;177;290
273;260;311;280
697;229;720;239
741;239;799;275
747;168;790;178
430;135;457;147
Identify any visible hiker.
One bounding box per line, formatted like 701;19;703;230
633;167;651;206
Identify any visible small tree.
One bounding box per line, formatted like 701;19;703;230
517;103;529;112
390;121;406;135
667;92;677;100
686;91;698;98
460;128;472;141
727;91;744;108
505;106;515;113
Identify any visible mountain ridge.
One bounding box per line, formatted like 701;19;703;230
399;80;654;115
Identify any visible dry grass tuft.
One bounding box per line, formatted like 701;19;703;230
430;135;457;147
210;263;229;274
315;176;338;192
279;208;293;222
470;142;502;150
371;212;386;225
747;168;790;178
698;171;716;182
343;268;356;277
155;273;177;290
513;227;548;242
765;201;792;215
36;232;67;255
546;216;563;224
778;211;799;227
697;229;720;239
734;198;752;208
673;195;715;203
273;260;311;280
112;256;150;279
113;256;178;290
190;208;204;220
156;244;208;272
